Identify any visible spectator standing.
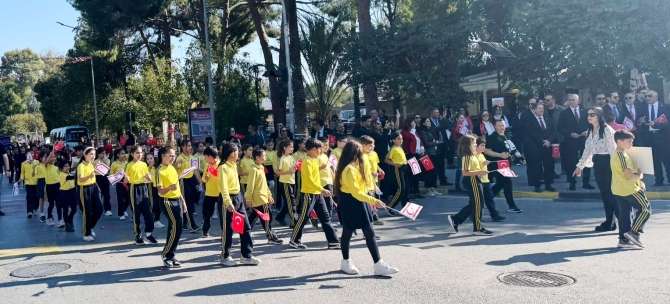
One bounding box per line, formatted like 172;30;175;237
523;103;556;193
557;93;594;191
636;90;670;186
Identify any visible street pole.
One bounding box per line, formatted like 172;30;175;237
279;0;294;134
202;0;217;144
90;57;100;146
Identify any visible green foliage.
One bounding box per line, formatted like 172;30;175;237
301;18;349;121
0;82;24;128
2;113;47;135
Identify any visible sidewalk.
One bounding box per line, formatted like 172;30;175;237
429;162;670;200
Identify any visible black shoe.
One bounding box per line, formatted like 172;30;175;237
65;223;75;232
569;183;576;191
289;241;307;249
582;184;595;190
447;215;458;233
40;215;46;222
202;232;210;237
267;235;284;245
310;218;319;229
508;206;522;213
0;211;4;216
595;223;616;232
163;258;174;268
473;228;493;236
134;237;145;246
654;182;664;187
545;186;557;192
170;258;182;268
534;186;542;193
145;235;158;244
191;226;202;233
491;215;507;222
328;243;341;249
276;218;287;226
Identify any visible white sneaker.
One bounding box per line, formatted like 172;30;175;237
428;191;437;197
124;212;128;217
83;236;95;242
373;260;399;276
91;229;96;237
341;259;360;275
104;211;113;216
120;215;126;221
46;218;55;226
239;256;261;265
221;256;237;267
154;221;165;228
433;190;441;196
56;220;65;228
212;212;219;219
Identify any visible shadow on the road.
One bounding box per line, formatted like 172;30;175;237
448;230;607;247
486;247;621;266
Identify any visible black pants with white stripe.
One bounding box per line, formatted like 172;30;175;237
248;204;277;239
219;192;253;259
616;191;651;239
161;198;183;259
130;184;154;238
290;193;339;244
202;195;222;234
453;177;484;231
78;185;103;237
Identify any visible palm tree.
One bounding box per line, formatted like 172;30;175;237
300;18;348;122
356;0;378;111
286;0;307;135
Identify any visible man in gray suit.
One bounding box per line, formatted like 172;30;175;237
544;92;564;177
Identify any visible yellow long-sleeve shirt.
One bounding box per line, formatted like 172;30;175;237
218;161;240;207
110;160;127;175
339;164;377;205
21;161;38;185
318;154;333;187
202;161;220;197
278;155;296;184
45;164;60;185
244;164;272;207
59;172;75;191
300;156;323;194
331;148;343;161
34;162;46;179
239;157;254;184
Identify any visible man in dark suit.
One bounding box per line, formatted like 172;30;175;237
352;115;372;137
636;90;670;186
522;103;557;192
604;91;622;122
428;107;454;186
557;93;594;191
543;93;565;177
310;118;334;139
620;92;641;137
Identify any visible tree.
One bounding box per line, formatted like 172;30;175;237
2;113;47;135
301;18;349;121
0;82;24;128
286;0;307;134
355;0;378;111
0;48;45;106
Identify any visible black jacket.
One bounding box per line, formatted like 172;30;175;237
557;107;589;148
522;113;556;149
418;127;439;156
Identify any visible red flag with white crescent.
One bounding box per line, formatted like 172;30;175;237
419;156;434;171
232;211;245;233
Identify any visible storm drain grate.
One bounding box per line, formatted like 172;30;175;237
498;271;575;287
10;263;71;278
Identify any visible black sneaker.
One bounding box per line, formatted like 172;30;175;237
0;210;4;216
40;215;46;222
447;215;458;233
145;235;158;244
289;241;307;249
27;213;33;219
162;258;174;268
508;206;522;213
267;235;284;245
65;223;75;232
170;258;182;268
328;243;341;249
491;215;507;222
191;226;202;233
183;226;189;230
202;232;210;237
473;228;493;236
310;218;319;229
134;237;145;246
582;184;596;190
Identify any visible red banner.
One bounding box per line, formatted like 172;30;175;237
419;156;434;171
206;165;218;177
551;144;560;158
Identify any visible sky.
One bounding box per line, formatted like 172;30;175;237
0;0;269;64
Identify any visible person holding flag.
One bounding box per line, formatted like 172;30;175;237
175;140;202;232
218;142;261;267
111;148;130;220
201;147;221;237
245;148;283;245
76;147;104;242
334;140;399;276
274;140;297;226
384;133;408;214
125;145;157;245
483;119;522;212
93;147;113;216
156;146;187;267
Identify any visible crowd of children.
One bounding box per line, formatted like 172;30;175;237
11;125;651;275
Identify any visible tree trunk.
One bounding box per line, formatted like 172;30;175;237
356;0;378;111
286;0;307;135
353;85;361;124
215;0;230;89
162;10;171;60
279;14;288;124
247;0;284;125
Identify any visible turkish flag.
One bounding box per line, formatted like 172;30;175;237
419;156;434;171
657;114;668;123
328;135;336;146
254;209;270;221
234;134;246;140
310;209;318;219
54;142;64;152
232;211;245;234
497;160;510;169
207;165;218;177
295;159;302;171
551;144;560;158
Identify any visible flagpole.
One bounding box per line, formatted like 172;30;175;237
90;56;100;146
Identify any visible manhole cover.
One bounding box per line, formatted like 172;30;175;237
498;271;575;287
10;263;71;278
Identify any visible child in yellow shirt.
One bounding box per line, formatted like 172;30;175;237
245;148;283;245
275;139;297;226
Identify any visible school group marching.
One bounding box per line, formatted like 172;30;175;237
13;124;651;275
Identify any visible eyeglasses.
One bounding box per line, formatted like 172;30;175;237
482;114;489;116
625;97;635;99
596;97;606;100
281;129;287;132
414;117;421;119
612;96;619;99
588;113;597;117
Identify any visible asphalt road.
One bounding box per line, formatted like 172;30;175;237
1;180;669;304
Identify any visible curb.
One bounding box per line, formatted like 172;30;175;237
419;189;670;200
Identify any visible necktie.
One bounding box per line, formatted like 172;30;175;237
539;117;546;129
612;106;619;118
629;106;635;121
573;108;579;121
651;105;656;121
